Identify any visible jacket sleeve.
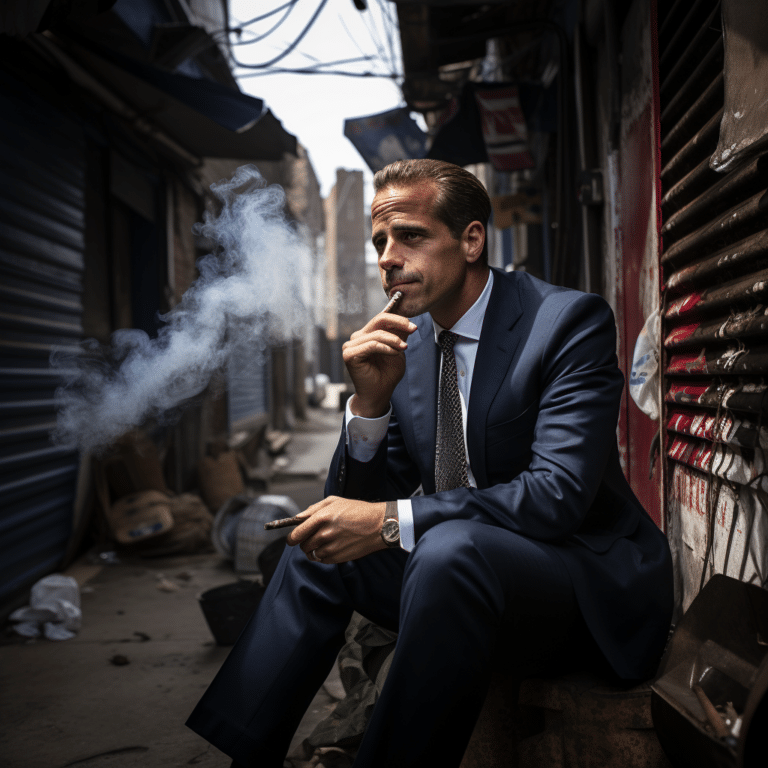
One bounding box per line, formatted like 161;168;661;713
325;409;422;501
410;292;627;543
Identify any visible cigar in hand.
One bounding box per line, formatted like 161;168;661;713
266;292;406;535
264;515;306;530
382;290;403;314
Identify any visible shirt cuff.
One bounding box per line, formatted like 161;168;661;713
398;499;414;552
345;399;391;463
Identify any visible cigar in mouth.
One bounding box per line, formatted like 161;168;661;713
382;290;403;314
264;515;306;530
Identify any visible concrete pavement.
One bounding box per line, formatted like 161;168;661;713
0;407;347;768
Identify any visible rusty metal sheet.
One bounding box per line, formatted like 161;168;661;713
660;108;722;190
662;155;768;245
659;0;768;627
660;189;768;266
665;268;768;319
667;408;768;448
664;309;768;348
660;155;719;219
664;230;768;292
660;70;723;160
666;345;768;375
660;34;723;133
659;3;721;107
667;434;768;491
665;381;768;414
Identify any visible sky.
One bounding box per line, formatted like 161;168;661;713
228;0;406;201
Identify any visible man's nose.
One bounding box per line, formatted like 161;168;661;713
378;240;403;271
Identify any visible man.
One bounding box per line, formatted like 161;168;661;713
187;159;673;767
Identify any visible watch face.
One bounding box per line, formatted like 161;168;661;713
382;519;400;545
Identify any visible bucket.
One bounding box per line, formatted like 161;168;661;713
198;581;266;646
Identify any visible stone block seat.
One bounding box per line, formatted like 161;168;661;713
461;672;673;768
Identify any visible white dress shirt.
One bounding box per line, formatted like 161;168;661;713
345;271;494;551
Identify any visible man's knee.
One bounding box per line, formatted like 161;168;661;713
408;520;493;581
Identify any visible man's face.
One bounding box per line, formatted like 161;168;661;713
371;181;475;323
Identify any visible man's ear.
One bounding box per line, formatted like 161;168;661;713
463;221;485;263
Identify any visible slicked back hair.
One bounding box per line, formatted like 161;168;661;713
373;159;491;264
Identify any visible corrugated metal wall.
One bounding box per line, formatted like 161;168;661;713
228;341;269;429
658;0;768;611
0;73;84;603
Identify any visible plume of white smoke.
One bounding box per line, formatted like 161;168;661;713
52;166;311;453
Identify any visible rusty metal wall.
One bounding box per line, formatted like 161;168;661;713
0;72;84;604
658;0;768;612
616;0;663;527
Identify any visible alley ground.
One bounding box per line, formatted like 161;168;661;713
0;407;346;768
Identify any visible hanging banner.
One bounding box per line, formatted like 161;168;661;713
428;82;549;171
344;107;427;173
474;85;534;172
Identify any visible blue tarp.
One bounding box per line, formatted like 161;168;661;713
344;107;427;173
67;39;296;159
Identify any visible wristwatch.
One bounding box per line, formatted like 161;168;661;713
380;500;400;548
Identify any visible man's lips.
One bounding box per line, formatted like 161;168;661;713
387;280;417;294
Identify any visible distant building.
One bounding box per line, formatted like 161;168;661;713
322;169;367;383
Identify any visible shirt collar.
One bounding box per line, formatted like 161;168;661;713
432;270;494;343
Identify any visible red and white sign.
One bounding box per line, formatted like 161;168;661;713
473;86;534;172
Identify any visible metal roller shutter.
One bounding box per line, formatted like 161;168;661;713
228;341;269;430
658;0;768;608
0;72;84;604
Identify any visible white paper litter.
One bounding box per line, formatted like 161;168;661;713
10;574;82;641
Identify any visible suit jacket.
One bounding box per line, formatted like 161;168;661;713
326;268;673;680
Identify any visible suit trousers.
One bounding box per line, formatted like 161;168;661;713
186;519;586;768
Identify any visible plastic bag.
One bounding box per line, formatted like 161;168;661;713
10;574;82;641
629;308;661;422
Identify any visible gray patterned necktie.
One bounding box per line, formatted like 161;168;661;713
435;331;470;492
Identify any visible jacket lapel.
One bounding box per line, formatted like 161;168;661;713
467;270;524;489
406;317;439;491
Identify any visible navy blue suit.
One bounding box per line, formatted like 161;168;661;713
187;269;673;767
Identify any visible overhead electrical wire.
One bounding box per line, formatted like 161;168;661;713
375;0;399;76
337;12;375;64
237;67;400;79
226;0;299;47
226;0;403;80
235;1;297;29
208;1;297;43
236;55;377;76
357;1;392;74
231;0;331;70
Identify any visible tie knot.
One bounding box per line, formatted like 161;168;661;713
438;330;459;352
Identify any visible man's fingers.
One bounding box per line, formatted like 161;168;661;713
352;314;417;340
286;512;326;546
342;339;405;363
285;497;336;545
342;333;407;363
299;522;329;551
344;329;408;352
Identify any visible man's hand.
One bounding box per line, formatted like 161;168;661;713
286;496;389;564
343;312;417;418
